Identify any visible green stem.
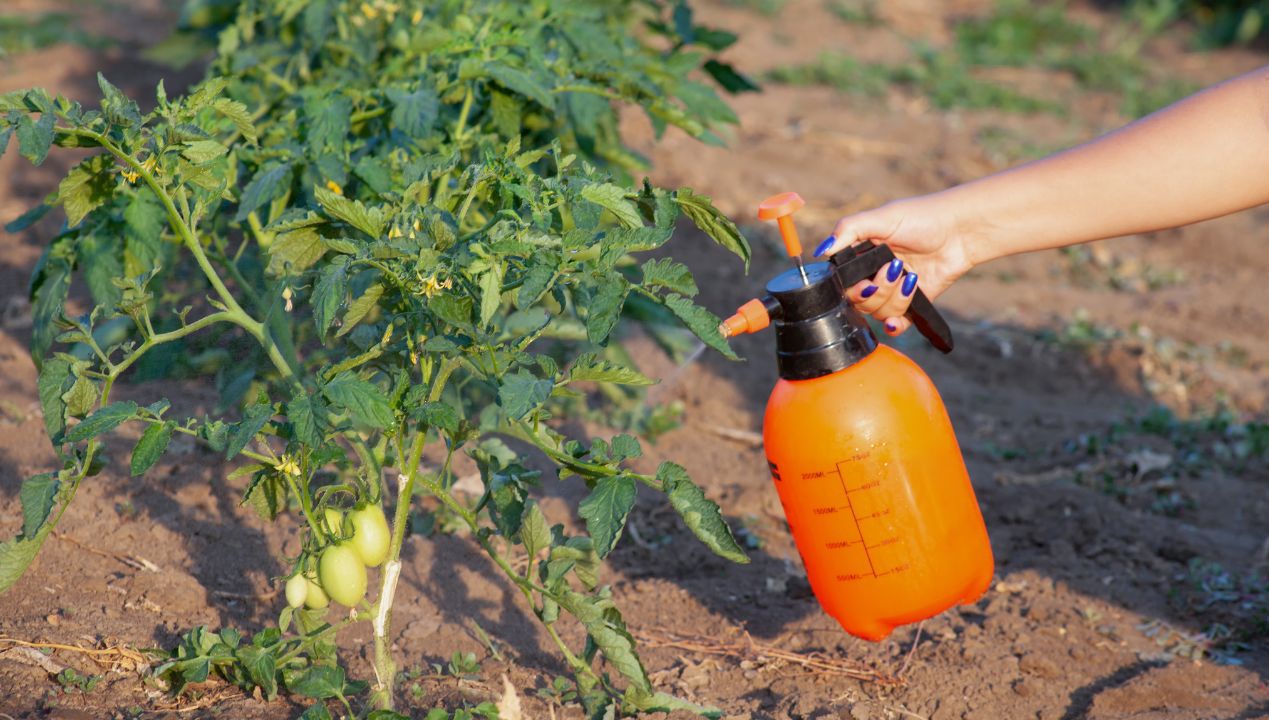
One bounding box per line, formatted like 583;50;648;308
102;311;236;400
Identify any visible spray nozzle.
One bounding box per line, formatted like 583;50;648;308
720;297;776;338
758;192;809;284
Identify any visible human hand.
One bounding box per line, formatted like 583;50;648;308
813;194;978;336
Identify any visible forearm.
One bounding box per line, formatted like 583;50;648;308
937;66;1269;266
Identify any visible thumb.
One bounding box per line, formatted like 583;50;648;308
814;206;897;258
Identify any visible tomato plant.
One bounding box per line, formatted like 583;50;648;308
0;0;756;715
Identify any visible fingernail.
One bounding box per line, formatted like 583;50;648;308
813;236;836;257
886;258;903;282
885;320;897;333
901;273;919;297
861;285;878;299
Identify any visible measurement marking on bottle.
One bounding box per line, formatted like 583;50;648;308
835;460;877;577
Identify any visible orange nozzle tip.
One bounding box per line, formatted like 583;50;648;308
757;192;805;221
721;298;771;338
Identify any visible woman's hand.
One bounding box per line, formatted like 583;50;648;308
814;194;979;336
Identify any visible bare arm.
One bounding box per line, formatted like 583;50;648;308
817;66;1269;334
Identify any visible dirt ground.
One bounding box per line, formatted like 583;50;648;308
1;1;1267;718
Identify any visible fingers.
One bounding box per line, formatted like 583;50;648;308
843;258;921;335
814;208;894;258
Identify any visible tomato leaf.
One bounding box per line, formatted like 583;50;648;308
0;536;50;593
580;183;642;229
497;370;552;420
658;462;748;564
65;401;137;443
131;421;174;476
311;260;348;336
660;292;736;360
36;355;72;442
236;163;292;221
213;98;258;144
58;155;114;227
235;644;278;700
286;665;347;699
181;139;228;165
486;63;553;109
314;186;385;237
520;500;551;558
288;393;324;446
323;374;394;429
673;188;750;268
16;112;54;166
557;590;650;693
625;687;723;719
267;227;328;276
567;352;655;386
227;402;273;460
578;474;637;558
586;278;628;345
641;258;697;297
336;282;383;338
19;473;59;538
387;86;440;137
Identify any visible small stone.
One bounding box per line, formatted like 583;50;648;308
45;613;60;626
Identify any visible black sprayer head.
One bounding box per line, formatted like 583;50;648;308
764;262;877;380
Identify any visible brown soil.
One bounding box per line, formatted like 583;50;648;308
2;1;1268;719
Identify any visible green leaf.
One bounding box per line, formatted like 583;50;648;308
267;227;327;275
181;139;228;164
37;356;72;442
641;258;697;296
498;370;553;420
388;86;440;137
29;257;70;365
4;201;51;233
311;261;348;336
478;269;502;328
567;353;654;386
131;421;174;476
214;98;258;144
659;462;748;564
557;590;650;693
16;112;55;166
124;193;165;278
60;374;98;418
428;292;472;328
237;163;292;221
314;186;385;237
520;500;550;557
19;473;59;538
704;59;759;93
235;644;278;700
586;278;628;345
288;393;323;446
59;155;115;226
335;282;383;338
625;687;723;719
414;402;459;433
65;401;137;443
580;184;642;229
578;475;637;558
0;535;49;593
662;293;736;360
486;63;554;109
97;73;142;126
323;374;394;429
227;402;273;460
287;665;346;700
301;703;334;720
673;189;750;268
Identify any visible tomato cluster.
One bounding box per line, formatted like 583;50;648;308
285;505;391;610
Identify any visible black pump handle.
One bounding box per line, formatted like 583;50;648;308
829;242;954;353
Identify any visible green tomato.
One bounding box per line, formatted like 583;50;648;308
285;573;308;609
349;505;391;567
319;544;368;607
303;571;330;610
322;507;345;539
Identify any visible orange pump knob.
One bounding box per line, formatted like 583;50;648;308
720;298;771;338
758;192;806;258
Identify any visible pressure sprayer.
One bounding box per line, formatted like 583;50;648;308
720;192;994;641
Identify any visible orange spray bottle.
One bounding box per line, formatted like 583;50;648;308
722;192;993;641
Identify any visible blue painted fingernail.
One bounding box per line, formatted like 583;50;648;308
886;258;903;282
885;320;897;332
901;273;919;297
861;285;878;299
813;236;836;257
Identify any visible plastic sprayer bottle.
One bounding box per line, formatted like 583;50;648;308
721;192;993;641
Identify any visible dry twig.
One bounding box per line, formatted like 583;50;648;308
0;636;149;673
54;532;160;573
632;626;901;686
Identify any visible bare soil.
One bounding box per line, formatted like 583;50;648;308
1;1;1267;718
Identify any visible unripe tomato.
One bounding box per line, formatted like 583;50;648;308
322;508;345;538
303;571;329;610
319;544;368;607
285;573;308;609
349;505;391;567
